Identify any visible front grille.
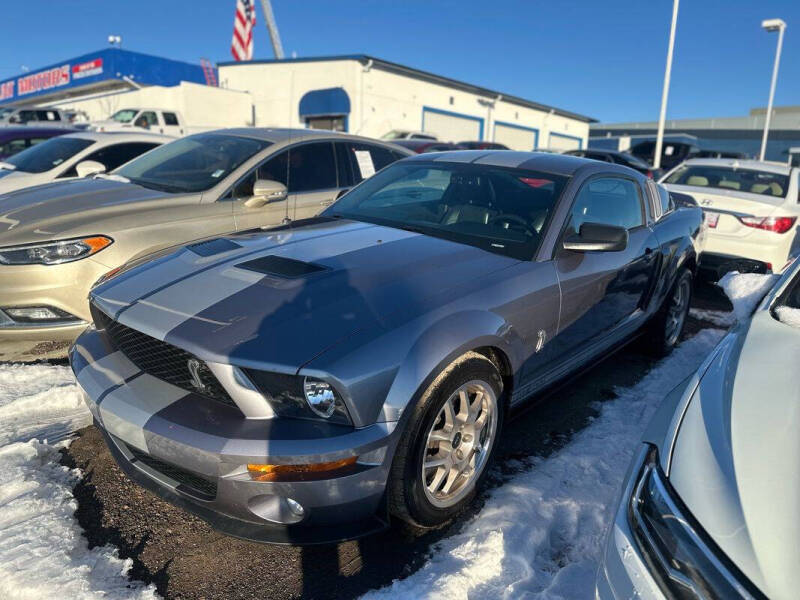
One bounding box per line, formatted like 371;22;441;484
127;444;217;500
93;305;238;410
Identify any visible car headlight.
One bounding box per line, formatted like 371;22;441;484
242;370;352;426
0;236;113;265
629;447;761;599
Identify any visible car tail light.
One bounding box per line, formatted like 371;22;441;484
738;216;796;234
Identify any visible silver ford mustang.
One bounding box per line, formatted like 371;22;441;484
597;260;800;599
71;150;703;544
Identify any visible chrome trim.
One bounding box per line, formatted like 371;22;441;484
0;308;86;329
206;362;276;419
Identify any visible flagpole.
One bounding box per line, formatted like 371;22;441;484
259;0;285;59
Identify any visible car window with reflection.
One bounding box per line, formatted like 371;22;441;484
325;162;568;260
666;165;789;198
5;137;94;173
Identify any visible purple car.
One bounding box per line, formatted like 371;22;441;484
0;127;75;161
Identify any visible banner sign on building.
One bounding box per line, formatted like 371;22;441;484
72;58;104;80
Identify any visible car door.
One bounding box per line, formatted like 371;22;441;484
231;141;343;230
550;174;661;358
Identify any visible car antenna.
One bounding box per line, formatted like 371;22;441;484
281;72;295;226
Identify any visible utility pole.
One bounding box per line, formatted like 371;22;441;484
759;19;787;162
259;0;285;59
654;0;679;170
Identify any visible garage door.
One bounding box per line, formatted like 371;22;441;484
548;132;582;151
422;108;482;143
494;123;538;151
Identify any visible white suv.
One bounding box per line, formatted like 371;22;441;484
662;158;799;277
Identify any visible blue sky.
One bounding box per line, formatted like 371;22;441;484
0;0;797;123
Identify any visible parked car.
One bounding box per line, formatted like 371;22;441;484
0;131;170;195
662;158;800;278
90;108;187;137
691;149;747;159
0;129;410;361
596;262;800;600
0;126;75;161
71;151;703;544
381;130;437;141
0;106;71;127
565;149;661;179
391;139;465;153
458;141;509;150
630;141;699;171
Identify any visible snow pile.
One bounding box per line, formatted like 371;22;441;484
0;363;158;600
364;329;725;600
718;271;778;322
775;306;800;328
688;308;734;328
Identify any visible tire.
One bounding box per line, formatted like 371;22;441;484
645;268;693;357
388;352;504;529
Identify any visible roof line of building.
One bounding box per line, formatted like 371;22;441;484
217;54;596;123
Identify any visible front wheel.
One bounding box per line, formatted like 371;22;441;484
646;268;693;356
388;352;504;528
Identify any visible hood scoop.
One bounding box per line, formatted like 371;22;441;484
187;238;242;257
235;255;328;278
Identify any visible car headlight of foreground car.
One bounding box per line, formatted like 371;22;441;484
629;447;763;599
243;369;353;426
0;236;113;265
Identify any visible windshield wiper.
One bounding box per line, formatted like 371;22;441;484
127;177;186;194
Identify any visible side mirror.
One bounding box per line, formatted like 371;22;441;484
75;160;106;178
562;222;628;252
245;179;288;208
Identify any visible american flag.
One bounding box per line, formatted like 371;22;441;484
231;0;257;61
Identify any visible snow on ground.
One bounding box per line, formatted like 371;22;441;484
688;308;734;328
775;306;800;328
718;271;779;321
0;363;158;600
363;329;725;600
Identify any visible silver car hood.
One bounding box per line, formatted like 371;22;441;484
669;310;800;599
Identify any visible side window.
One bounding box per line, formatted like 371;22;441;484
135;111;158;129
230;171;257;199
36;110;60;121
568;176;644;233
284;142;337;192
19;110;36;122
658;185;674;215
163;112;179;126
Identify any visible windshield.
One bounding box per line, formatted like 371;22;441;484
5;136;94;173
115;133;272;193
111;109;139;123
665;165;789;198
324;162;569;260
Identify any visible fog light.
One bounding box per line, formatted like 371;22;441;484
1;306;80;324
286;498;305;517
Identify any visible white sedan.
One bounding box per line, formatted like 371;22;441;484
0;131;171;195
597;262;800;599
662;158;800;277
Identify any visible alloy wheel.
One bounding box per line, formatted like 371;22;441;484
421;380;498;508
665;277;690;347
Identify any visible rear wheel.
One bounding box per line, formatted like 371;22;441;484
646;268;692;356
388;352;503;528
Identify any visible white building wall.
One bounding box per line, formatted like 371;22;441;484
51;82;253;128
219;59;589;150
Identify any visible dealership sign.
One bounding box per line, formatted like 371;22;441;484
0;57;104;102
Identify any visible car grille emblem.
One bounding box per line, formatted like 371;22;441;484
187;358;208;393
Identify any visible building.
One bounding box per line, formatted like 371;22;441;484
591;106;800;163
1;50;594;149
218;55;594;149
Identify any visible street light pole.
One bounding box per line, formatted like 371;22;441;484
653;0;680;170
759;18;787;162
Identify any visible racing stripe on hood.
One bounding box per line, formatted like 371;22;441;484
98;373;188;452
105;222;418;342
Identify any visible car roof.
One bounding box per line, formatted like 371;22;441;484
210;128;408;148
404;149;602;176
61;131;174;143
681;157;793;175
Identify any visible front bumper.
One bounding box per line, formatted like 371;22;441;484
71;327;398;545
0;257;108;360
